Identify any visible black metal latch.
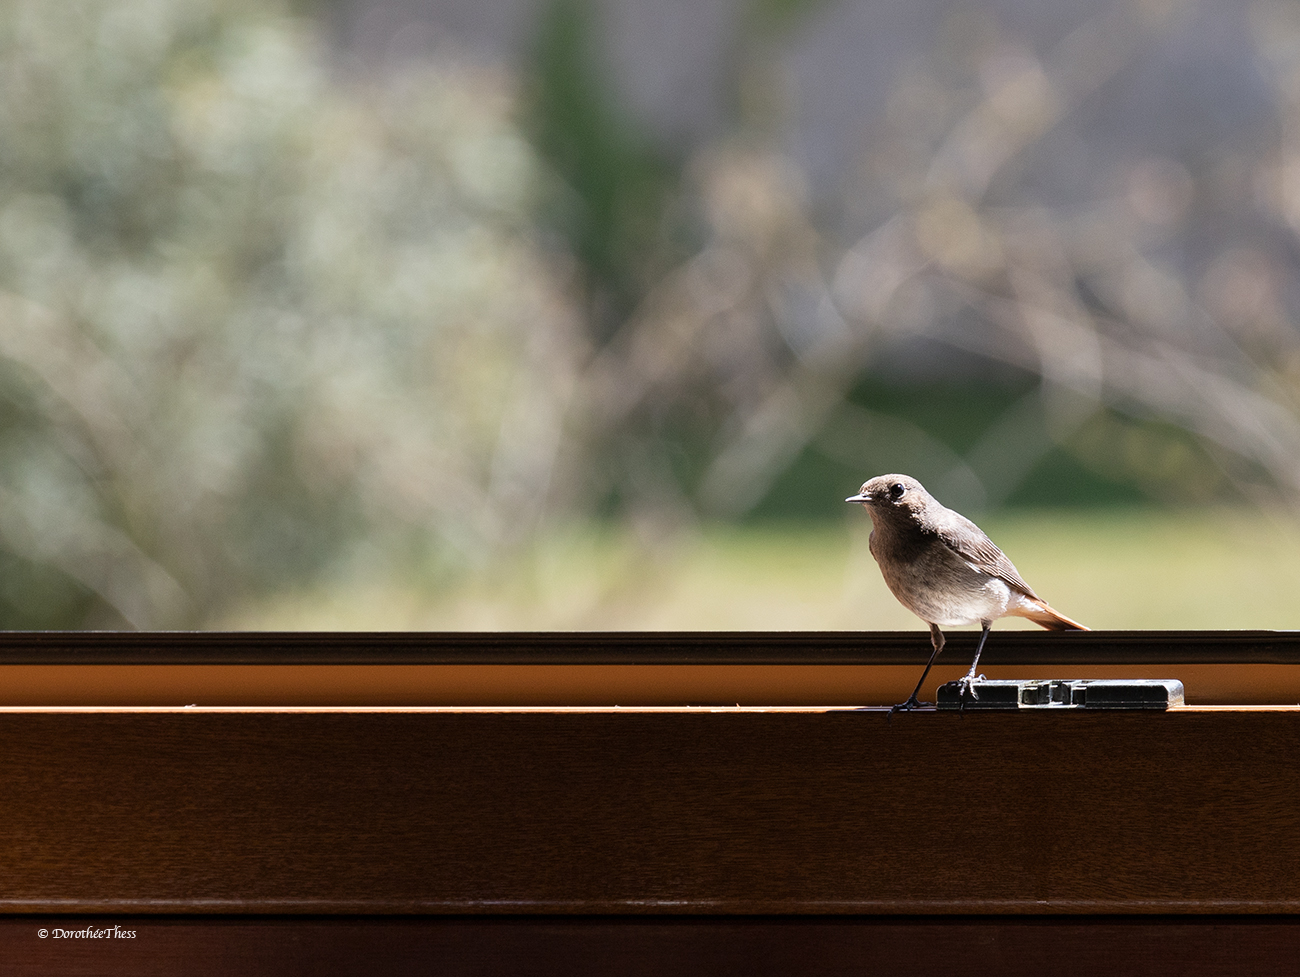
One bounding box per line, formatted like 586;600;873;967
936;678;1185;710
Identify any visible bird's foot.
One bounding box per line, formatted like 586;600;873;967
956;673;985;702
890;696;927;713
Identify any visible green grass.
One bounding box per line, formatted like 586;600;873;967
219;508;1300;631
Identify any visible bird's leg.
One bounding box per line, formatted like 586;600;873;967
892;624;944;711
957;620;992;703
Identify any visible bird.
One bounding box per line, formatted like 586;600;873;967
846;473;1087;709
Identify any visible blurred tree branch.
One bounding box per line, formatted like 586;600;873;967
571;0;1300;522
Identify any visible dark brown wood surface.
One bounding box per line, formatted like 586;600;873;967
4;916;1300;976
3;631;1299;974
1;706;1297;915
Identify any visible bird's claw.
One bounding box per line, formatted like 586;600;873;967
956;673;985;702
890;696;926;713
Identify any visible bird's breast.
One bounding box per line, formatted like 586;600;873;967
871;532;1017;627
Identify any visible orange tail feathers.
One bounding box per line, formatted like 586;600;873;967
1015;602;1089;631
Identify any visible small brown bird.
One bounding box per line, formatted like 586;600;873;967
846;473;1087;709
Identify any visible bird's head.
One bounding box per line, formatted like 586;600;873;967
845;474;932;521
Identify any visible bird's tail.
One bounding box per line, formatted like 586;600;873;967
1015;601;1089;631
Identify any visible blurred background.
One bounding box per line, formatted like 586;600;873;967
2;0;1300;630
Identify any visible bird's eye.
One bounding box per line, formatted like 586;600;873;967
889;482;905;500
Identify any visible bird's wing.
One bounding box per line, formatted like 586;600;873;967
931;510;1042;602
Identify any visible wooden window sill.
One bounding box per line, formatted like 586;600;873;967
3;631;1299;973
0;629;1298;705
7;701;1298;915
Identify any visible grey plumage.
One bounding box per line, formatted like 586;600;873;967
846;473;1087;709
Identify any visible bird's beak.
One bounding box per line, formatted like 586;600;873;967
845;492;869;504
